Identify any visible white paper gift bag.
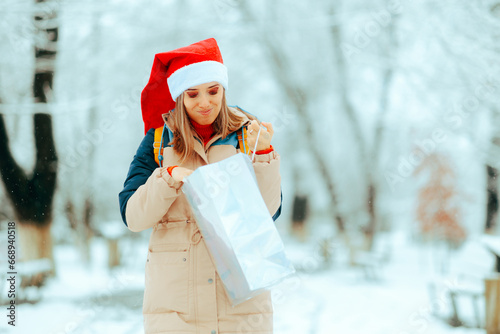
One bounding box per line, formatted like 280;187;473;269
182;153;295;306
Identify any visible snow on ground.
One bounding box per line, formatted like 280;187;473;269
0;231;493;334
275;231;490;334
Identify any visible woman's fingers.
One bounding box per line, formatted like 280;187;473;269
248;120;259;133
172;167;194;182
261;122;274;138
246;120;273;151
248;121;273;136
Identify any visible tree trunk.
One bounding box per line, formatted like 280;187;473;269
108;239;120;269
0;0;59;272
485;274;500;334
291;194;309;240
65;199;93;263
0;114;57;271
330;14;376;251
486;165;499;232
17;222;54;267
364;183;376;249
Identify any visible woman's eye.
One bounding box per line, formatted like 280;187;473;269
187;93;198;98
209;88;219;95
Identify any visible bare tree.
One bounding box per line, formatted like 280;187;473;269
434;1;500;234
61;7;103;264
329;0;399;250
486;164;498;232
485;2;500;233
0;0;59;271
235;0;347;237
234;0;401;254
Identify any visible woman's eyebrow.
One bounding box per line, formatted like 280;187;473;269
186;84;219;91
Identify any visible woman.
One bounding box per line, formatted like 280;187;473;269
119;38;282;333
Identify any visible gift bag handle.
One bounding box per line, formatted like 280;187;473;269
250;125;262;162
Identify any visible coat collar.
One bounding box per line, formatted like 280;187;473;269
162;106;251;164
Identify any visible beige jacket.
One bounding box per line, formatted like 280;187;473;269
125;108;281;333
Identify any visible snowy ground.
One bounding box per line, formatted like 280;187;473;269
0;230;494;334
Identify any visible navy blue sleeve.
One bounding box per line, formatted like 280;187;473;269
272;191;283;221
119;129;157;227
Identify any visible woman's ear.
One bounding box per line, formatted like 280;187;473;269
162;113;169;123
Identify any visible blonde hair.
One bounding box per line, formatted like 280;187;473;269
164;90;257;163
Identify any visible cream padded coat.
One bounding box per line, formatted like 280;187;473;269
124;108;281;334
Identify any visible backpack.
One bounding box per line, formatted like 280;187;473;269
153;125;251;167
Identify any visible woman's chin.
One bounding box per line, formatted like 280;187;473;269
196;110;219;125
195;117;213;126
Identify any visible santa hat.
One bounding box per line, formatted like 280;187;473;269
141;38;228;133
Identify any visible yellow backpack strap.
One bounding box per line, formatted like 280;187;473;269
237;126;251;155
153;126;164;166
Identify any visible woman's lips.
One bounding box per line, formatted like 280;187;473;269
199;108;212;116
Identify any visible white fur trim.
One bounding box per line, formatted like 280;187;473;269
168;61;228;101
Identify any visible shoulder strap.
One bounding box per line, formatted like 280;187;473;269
153;125;166;167
157;124;247;164
237;126;251;155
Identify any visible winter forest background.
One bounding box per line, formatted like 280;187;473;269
1;0;500;333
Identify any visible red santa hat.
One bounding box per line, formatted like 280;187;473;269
140;38;228;133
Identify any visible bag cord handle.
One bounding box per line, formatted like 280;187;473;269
250;125;262;162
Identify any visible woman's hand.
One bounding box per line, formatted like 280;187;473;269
246;120;274;152
171;167;194;183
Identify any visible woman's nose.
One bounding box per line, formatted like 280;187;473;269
198;94;210;108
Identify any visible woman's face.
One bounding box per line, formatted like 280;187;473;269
183;81;223;125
